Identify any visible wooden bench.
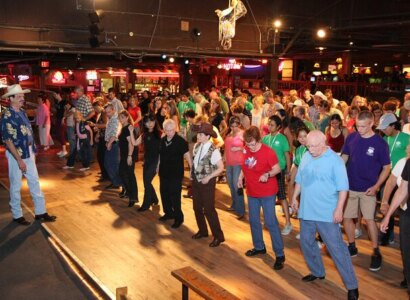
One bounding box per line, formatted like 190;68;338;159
171;266;240;300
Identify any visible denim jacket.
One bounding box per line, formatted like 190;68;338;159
1;107;36;159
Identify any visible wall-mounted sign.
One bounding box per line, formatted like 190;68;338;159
218;59;243;71
18;75;30;81
51;71;66;84
110;71;127;77
86;70;98;80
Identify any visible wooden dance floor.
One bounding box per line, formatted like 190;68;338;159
0;148;408;300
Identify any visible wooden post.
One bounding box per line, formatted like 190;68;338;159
269;57;279;92
116;286;128;300
182;284;189;300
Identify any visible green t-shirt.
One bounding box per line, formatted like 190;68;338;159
384;131;410;169
262;133;290;170
303;120;315;131
245;101;254;112
293;145;307;167
177;100;196;127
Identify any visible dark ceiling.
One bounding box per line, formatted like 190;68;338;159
0;0;409;65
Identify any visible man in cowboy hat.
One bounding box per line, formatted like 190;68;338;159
1;84;56;225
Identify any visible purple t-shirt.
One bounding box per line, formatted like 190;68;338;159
342;132;390;192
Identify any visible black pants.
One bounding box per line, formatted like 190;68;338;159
97;139;109;179
79;139;92;168
141;160;159;208
159;175;183;222
119;157;138;201
380;186;397;244
192;177;224;240
399;209;410;295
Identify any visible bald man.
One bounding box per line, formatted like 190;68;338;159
292;130;358;300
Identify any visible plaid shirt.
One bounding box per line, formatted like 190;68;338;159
76;95;93;119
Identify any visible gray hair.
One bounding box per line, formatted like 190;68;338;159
163;118;176;130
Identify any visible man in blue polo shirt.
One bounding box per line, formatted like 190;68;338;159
292;130;358;300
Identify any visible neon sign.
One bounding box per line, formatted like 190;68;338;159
52;71;66;84
218;59;242;71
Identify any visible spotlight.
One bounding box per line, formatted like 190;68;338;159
161;54;167;59
184;59;190;65
349;41;354;46
273;19;282;29
261;59;268;64
317;29;326;39
68;69;73;75
374;63;378;66
192;28;201;37
169;57;175;63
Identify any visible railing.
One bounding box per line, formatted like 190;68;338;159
278;80;406;101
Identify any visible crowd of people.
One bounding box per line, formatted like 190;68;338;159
2;83;410;300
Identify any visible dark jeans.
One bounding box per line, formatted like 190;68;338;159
104;143;121;186
159;175;183;222
380;186;397;244
119;157;138;201
66;126;76;167
97;138;109;179
400;209;410;295
141;159;159;208
79;139;92;168
192;177;224;240
55;119;66;145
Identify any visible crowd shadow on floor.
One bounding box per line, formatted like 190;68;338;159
83;180;350;300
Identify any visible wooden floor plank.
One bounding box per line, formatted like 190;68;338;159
0;148;408;300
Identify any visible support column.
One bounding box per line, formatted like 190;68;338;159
269;57;279;92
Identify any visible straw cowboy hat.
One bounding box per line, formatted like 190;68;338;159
1;84;31;98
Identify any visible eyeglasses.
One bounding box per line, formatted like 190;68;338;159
245;141;258;147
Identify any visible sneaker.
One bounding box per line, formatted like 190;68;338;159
296;233;300;240
281;223;293;236
369;253;382;272
62;166;74;169
79;167;90;171
348;244;358;257
273;256;285;270
354;228;362;239
58;151;68;157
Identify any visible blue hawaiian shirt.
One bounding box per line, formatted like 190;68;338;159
1;107;36;159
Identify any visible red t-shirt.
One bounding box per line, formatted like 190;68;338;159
242;144;279;197
128;106;141;128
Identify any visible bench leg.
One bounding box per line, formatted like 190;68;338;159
182;284;189;300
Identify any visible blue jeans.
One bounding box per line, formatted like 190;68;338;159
248;195;284;257
104;143;122;186
300;219;358;290
6;148;46;218
226;165;245;215
66;126;76;167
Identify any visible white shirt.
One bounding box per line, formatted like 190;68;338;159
392;157;408;210
193;141;222;169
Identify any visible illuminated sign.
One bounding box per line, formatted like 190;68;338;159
110;71;127;77
40;61;50;68
18;75;30;81
218;59;243;71
51;71;66;84
86;70;98;80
